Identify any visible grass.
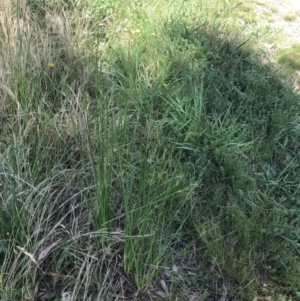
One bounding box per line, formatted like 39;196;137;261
278;43;300;70
0;0;300;300
284;12;298;22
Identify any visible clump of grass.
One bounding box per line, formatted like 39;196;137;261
278;43;300;70
239;3;254;13
0;0;300;300
270;6;278;13
240;13;258;24
283;12;297;22
254;0;267;6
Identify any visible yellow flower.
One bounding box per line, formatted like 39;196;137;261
163;83;168;87
47;62;55;68
131;29;141;34
150;32;156;36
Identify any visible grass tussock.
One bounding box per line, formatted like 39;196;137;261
283;12;298;22
278;43;300;70
0;0;300;300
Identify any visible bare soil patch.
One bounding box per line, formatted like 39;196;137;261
253;0;300;90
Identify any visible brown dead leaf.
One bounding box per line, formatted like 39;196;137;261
38;239;61;261
177;273;185;283
24;293;34;300
16;246;38;266
172;264;178;274
156;290;167;298
46;272;67;279
160;279;169;296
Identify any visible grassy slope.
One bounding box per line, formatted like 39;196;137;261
0;0;299;300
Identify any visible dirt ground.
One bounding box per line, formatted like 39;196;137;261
259;0;300;44
258;0;300;43
254;0;300;90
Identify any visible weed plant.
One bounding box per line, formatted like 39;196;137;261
0;0;299;300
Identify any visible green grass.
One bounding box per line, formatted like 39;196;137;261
278;43;300;70
0;0;300;300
